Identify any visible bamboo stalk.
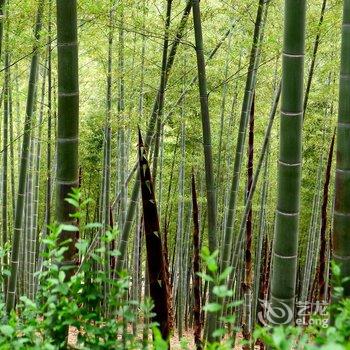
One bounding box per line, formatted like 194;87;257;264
192;0;218;338
270;0;306;325
333;0;350;297
55;0;79;288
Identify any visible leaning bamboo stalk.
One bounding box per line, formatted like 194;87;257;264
231;82;281;274
222;0;268;271
152;0;173;182
242;93;255;349
6;0;45;312
221;81;281;328
319;130;335;301
303;0;327;118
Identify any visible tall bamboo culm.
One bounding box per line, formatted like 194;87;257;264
192;0;218;340
56;0;79;272
333;0;350;297
2;4;9;295
270;0;306;324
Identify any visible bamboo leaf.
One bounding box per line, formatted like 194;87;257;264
61;224;79;232
218;266;233;281
203;303;222;313
197;272;213;283
84;222;103;230
65;197;79;208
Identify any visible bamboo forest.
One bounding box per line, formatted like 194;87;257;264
1;0;350;349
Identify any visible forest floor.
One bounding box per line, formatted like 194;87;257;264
68;326;258;349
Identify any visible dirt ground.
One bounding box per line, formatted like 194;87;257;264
68;326;260;349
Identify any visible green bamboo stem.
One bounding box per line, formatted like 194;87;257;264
220;51;242;245
221;0;268;270
333;0;350;297
216;31;233;187
138;0;146;121
270;0;306;325
157;123;164;219
192;0;218;339
152;0;172;183
118;1;127;232
45;0;53;231
56;0;79;276
26;129;35;299
2;38;9;296
303;0;327;118
192;0;217;261
6;0;44;312
9;68;15;224
0;0;5;58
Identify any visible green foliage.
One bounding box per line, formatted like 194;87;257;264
200;247;241;349
0;193;154;349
